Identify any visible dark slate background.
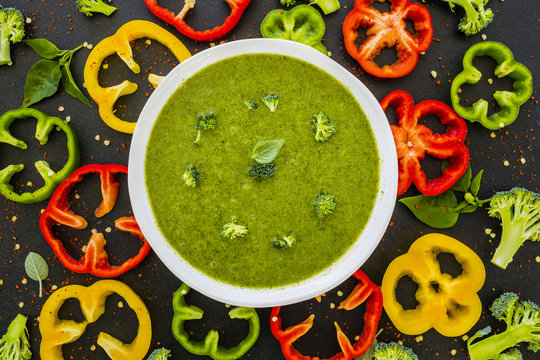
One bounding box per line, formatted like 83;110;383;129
0;0;538;359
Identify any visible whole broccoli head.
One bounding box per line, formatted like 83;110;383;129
147;348;171;360
221;217;248;239
0;314;32;360
273;234;297;249
488;187;539;269
76;0;118;17
262;94;279;112
441;0;494;35
313;193;336;217
0;7;25;66
312;112;336;142
183;165;200;188
373;342;418;360
194;112;217;145
467;292;540;360
249;163;276;180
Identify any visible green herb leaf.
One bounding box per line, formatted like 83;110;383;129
400;190;459;229
24;38;63;59
23;59;62;108
251;139;285;164
61;57;92;107
470;169;484;196
442;160;471;192
24;252;49;298
460;204;478;213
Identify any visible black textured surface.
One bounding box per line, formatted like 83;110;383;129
0;1;538;359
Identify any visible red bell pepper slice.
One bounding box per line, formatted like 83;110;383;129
143;0;251;42
270;270;383;360
342;0;433;78
380;90;470;196
39;164;151;277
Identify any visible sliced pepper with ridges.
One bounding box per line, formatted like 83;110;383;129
260;5;327;54
83;20;191;134
271;269;383;360
380;90;470;196
39;280;151;360
0;108;80;204
39;164;151;277
450;41;533;130
172;284;260;360
381;233;486;337
143;0;251;42
342;0;433;78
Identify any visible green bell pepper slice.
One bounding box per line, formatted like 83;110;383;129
450;41;533;130
260;5;327;54
171;284;260;360
0;108;80;204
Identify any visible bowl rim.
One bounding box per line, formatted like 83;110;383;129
128;38;397;307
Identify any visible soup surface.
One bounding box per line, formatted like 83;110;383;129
145;54;379;287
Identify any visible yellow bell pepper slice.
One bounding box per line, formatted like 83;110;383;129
381;233;486;337
84;20;191;134
39;280;152;360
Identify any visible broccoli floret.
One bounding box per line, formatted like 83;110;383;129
245;100;258;110
497;348;523;360
373;342;418;360
147;348;171;360
221;217;248;239
182;165;200;188
0;7;25;66
487;187;539;269
273;234;297;249
262;94;279;112
313;193;336;217
467;292;540;360
194;112;217;145
280;0;297;6
0;314;32;360
440;0;494;35
312;112;336;142
249;163;275;180
309;0;341;15
76;0;117;17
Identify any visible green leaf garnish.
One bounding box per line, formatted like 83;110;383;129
251;139;285;164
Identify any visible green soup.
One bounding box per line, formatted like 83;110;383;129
145;54;379;288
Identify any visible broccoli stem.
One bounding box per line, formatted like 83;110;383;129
0;37;11;65
468;326;534;360
441;0;479;21
491;207;528;269
4;314;28;341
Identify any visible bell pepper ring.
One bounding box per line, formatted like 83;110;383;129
84;20;191;134
39;280;152;360
450;41;533;130
144;0;251;42
381;233;486;337
343;0;433;78
380;90;470;196
39;164;151;277
270;270;383;360
0;108;80;204
260;5;328;55
172;284;260;360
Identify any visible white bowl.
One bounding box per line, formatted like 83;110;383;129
129;39;397;307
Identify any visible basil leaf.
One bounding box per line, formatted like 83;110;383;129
61;58;92;107
24;252;49;298
251;139;285;164
23;59;62;108
470;169;484;196
24;38;63;59
442;160;471;193
400;190;459;229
